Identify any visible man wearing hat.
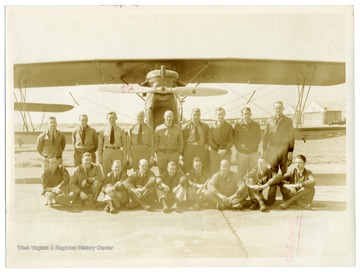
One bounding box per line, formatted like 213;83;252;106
41;155;70;207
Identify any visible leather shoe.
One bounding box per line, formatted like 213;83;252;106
279;202;290;210
260;204;267;212
163;205;171;213
171;202;182;213
232;203;243;210
296;200;312;210
249;202;259;210
55;194;70;206
192;202;200;210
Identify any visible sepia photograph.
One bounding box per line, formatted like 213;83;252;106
5;4;355;268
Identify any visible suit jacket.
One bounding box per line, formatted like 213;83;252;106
182;121;209;145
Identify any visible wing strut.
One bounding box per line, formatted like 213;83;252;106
69;92;80;106
14;91;28;131
38;111;46;131
14;83;35;132
246;90;257;104
135;93;145;101
95;60;108;84
188;63;209;87
293;66;316;128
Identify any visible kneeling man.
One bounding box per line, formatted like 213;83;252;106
123;159;156;211
156;161;188;213
185;157;210;209
102;160;128;213
207;159;248;210
278;154;315;210
41;156;70;207
244;157;281;212
69;152;104;207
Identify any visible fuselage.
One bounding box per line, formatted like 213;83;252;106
144;93;182;129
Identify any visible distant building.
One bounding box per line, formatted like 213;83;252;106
284;101;345;126
303;101;345;125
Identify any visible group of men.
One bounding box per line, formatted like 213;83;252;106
38;101;316;213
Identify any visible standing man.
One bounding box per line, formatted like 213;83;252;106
244;157;281;212
207;159;248;210
182;108;209;173
263;101;294;174
155;110;184;174
41;156;70;207
69;152;104;207
36;116;66;170
123;159;156;211
72;114;98;167
234;107;262;179
208;107;234;174
278;154;315;210
128;111;155;171
98;112;128;176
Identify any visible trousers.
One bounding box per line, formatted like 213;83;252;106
236;151;259;179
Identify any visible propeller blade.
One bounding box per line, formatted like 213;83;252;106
98;85;153;94
172;87;228;96
98;85;228;96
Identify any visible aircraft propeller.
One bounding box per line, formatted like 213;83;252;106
98;85;228;96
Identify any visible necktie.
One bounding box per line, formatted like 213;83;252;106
110;126;115;145
196;172;200;181
137;125;143;145
51;132;55;144
194;125;200;141
81;128;86;143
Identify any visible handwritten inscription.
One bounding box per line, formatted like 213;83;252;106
285;213;303;265
120;85;135;93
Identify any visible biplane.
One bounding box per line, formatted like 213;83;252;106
14;101;74;132
13;58;346;140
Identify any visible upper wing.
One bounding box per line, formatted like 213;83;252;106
14;58;345;89
14;102;74;112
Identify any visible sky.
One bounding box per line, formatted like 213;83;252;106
6;5;352;126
